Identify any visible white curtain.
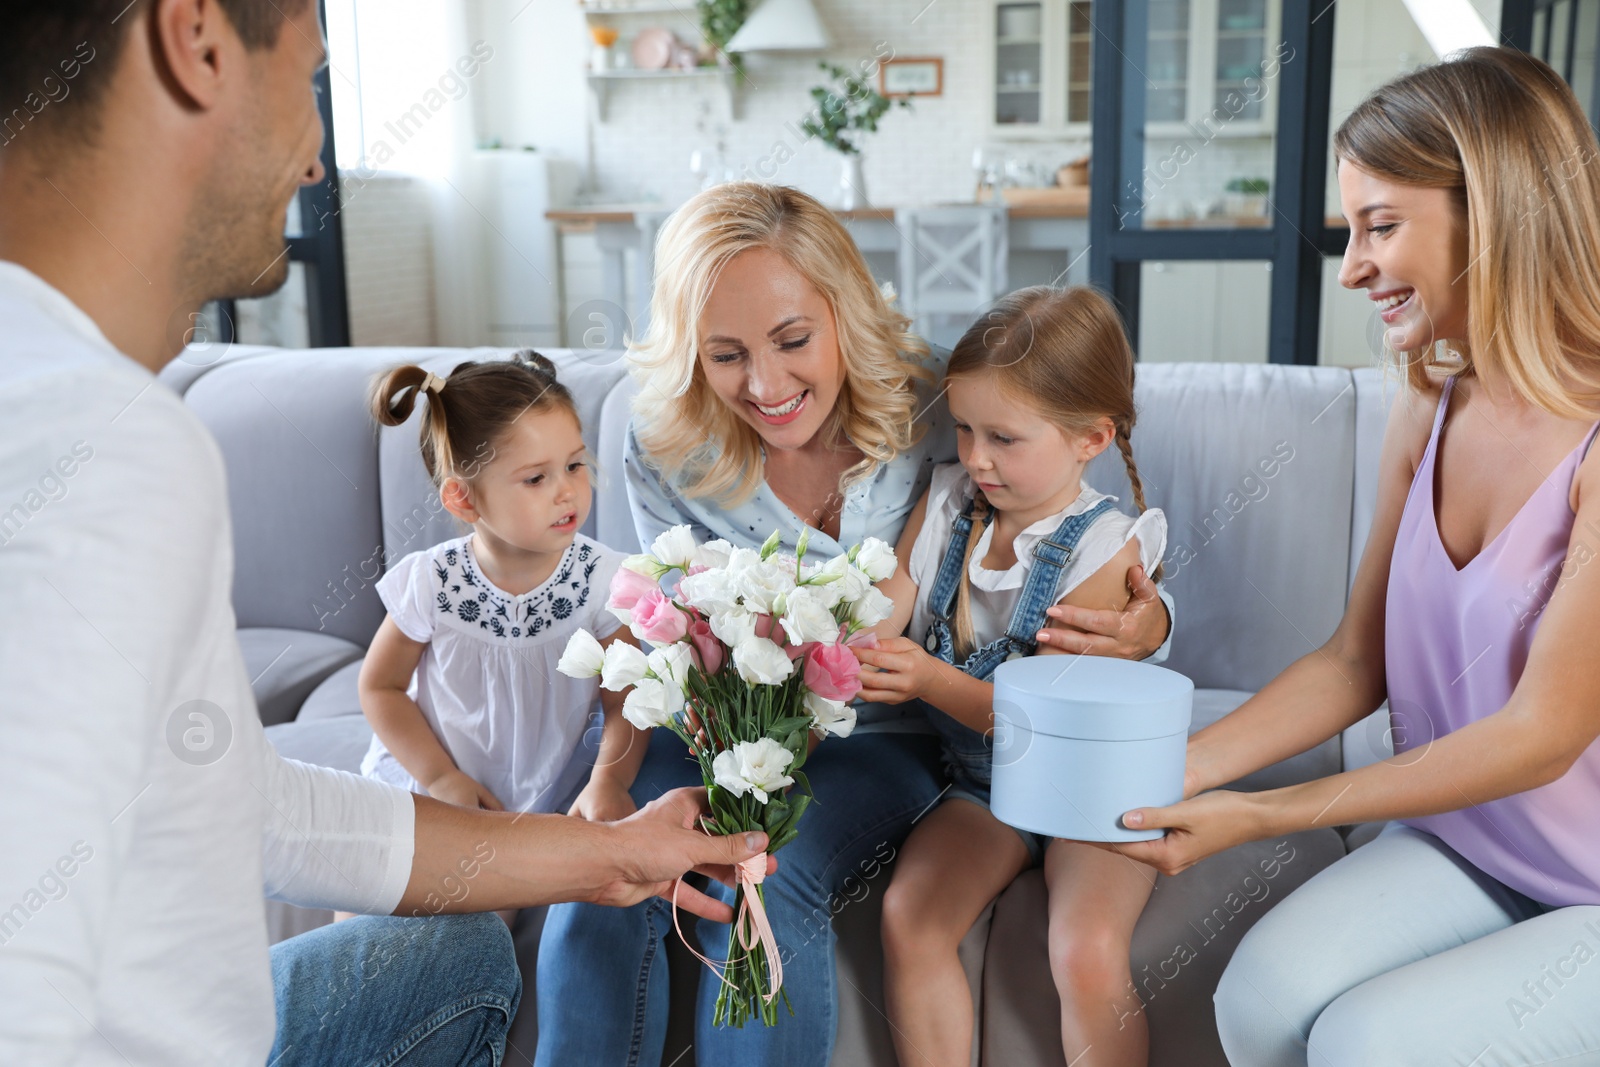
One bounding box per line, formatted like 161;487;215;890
326;0;485;346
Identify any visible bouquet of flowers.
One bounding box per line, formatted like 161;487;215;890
557;524;897;1027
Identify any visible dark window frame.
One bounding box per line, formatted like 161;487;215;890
216;0;349;348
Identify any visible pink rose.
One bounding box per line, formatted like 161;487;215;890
785;641;816;662
609;566;660;615
632;587;688;645
804;641;862;702
844;627;879;650
686;617;724;674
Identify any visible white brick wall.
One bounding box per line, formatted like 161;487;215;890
339;171;437;347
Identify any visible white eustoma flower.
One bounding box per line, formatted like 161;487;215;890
734;636;796;685
650;525;700;571
848;586;895;628
780;586;840;646
646;643;694;692
854;538;897;583
622;677;677;729
677;568;742;615
621;553;669;579
738;560;797;615
692;538;734;570
600;640;650;691
555;629;606;679
712;738;796;804
805;691;858;738
819;553;871;603
710;607;758;648
723;546;765;578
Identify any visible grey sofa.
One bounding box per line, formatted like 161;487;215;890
158;344;1399;1067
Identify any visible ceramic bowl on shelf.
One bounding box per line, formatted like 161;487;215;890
631;27;675;71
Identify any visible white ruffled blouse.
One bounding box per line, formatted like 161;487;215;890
360;533;623;814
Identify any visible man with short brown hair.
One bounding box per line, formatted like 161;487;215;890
0;3;766;1063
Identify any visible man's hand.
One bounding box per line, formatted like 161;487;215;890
600;787;776;923
425;769;504;812
1036;564;1169;659
851;636;944;704
568;776;638;823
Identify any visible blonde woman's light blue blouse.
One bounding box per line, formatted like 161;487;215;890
621;349;1174;732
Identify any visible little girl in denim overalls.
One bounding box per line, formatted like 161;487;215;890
859;285;1170;1067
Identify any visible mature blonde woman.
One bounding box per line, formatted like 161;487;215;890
535;183;1174;1066
1097;48;1600;1065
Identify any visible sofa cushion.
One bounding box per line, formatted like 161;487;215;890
178;348;392;647
1348;368;1402;600
595;373;644;554
980;827;1347;1067
1085;363;1356;693
239;627;364;726
263;713;374;774
297;660;366;722
1192;689;1342;793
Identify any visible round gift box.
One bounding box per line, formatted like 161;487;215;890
990;655;1193;842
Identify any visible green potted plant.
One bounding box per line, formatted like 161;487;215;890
697;0;750;73
799;61;911;209
1224;176;1271;218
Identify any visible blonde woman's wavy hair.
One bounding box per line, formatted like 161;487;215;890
1334;46;1600;416
628;182;931;505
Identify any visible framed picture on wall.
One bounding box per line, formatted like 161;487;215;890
880;57;943;98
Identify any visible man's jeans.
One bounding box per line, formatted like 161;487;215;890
269;911;521;1066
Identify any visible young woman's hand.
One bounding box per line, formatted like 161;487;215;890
1100;789;1268;876
569;777;639;823
851;636;944;704
425;769;505;812
1036;564;1169;659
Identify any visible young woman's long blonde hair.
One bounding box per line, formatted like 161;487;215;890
628;182;931;505
945;285;1159;658
1334;46;1600;416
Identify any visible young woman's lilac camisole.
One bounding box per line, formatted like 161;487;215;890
1385;375;1600;907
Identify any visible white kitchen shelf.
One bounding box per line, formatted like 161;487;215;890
586;66;738;121
579;0;699;14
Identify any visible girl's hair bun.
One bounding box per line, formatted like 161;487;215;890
512;349;557;380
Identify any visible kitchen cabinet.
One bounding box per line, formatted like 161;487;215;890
988;0;1280;139
1138;260;1271;363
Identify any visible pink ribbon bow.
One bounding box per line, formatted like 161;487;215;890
672;853;784;1005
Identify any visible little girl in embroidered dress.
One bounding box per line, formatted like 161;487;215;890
858;287;1169;1067
356;353;645;826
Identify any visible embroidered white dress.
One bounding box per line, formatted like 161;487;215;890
360;533;623;814
906;462;1168;646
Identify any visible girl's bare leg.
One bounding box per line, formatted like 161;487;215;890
1044;839;1159;1067
882;799;1032;1067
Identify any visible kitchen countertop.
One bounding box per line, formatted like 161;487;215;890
545;201;1089;224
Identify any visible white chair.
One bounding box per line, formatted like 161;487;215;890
894;203;1009;349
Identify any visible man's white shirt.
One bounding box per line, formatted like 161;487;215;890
0;262;415;1065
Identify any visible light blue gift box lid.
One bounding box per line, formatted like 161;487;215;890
992;655;1193;741
991;656;1194;841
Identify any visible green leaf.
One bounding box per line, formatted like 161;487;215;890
765;714;813;739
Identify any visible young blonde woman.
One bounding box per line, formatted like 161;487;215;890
1097;48;1600;1065
535;184;1175;1066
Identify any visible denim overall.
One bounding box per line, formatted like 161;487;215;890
919;493;1114;856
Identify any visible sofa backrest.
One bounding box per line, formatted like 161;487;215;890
160;345;632;648
1084;362;1359;692
166;346;1398;701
